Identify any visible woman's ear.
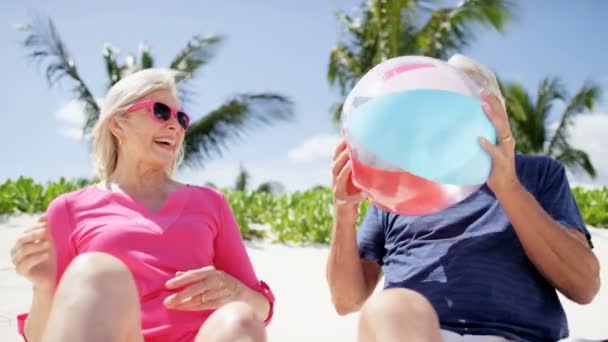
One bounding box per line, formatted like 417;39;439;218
108;116;125;145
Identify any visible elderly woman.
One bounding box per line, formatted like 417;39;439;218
10;68;274;342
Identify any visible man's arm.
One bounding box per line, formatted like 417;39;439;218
326;140;384;315
477;91;600;305
496;183;600;304
326;205;383;315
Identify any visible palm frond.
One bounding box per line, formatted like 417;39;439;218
102;43;123;87
169;35;223;105
371;0;411;60
547;81;600;155
331;101;345;124
169;35;222;72
502;81;542;153
535;77;566;120
18;15;100;132
183;94;294;164
556;147;596;179
234;164;250;191
328;45;361;95
416;0;514;58
328;0;515;123
256;181;285;194
139;41;155;69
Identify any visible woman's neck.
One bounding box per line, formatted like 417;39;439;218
107;160;172;195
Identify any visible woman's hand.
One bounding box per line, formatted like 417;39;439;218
10;215;57;290
164;266;246;311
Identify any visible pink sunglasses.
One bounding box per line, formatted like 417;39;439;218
125;100;190;130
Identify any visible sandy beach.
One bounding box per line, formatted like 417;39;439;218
0;214;606;341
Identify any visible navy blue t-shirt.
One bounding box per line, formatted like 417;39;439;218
357;154;592;342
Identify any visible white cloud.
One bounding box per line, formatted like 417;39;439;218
287;134;340;163
54;99;103;141
566;113;608;188
59;127;86;141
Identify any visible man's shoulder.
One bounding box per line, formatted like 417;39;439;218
515;153;563;170
515;154;566;188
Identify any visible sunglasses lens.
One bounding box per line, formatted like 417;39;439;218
177;112;189;130
153;102;172;121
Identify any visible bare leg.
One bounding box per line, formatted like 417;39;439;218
195;301;266;342
42;252;143;342
358;288;442;342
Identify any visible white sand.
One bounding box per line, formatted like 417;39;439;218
0;214;606;341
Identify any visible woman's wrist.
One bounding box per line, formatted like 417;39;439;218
236;281;274;324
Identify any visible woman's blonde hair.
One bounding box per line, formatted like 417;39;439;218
91;68;186;180
447;54;506;110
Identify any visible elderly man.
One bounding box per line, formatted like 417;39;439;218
326;55;600;342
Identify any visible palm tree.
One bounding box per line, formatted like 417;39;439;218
17;15;294;165
328;0;515;122
234;164;250;192
501;78;600;178
233;164;284;193
255;181;285;194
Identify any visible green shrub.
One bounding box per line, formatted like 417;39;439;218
0;177;605;244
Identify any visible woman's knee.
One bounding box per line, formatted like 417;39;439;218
361;288;438;322
59;252;137;296
44;253;142;342
57;252;139;306
197;302;266;342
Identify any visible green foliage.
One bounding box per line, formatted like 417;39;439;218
328;0;515;122
1;178;605;244
0;177;97;214
572;187;608;229
501;78;601;178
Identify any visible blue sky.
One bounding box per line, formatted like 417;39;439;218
1;1;607;190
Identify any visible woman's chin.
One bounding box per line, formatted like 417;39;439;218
147;151;176;169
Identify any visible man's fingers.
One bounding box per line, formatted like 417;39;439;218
335;160;353;188
480;90;506;119
333;140;347;160
479;137;500;159
334;160;364;206
332;150;350;179
335;192;367;206
480;91;511;138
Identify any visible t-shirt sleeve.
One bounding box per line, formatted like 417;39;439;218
48;195;78;284
356;205;387;265
537;160;592;248
212;192;275;324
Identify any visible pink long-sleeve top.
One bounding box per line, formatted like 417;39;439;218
17;184;274;342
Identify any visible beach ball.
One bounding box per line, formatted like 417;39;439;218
341;55;496;216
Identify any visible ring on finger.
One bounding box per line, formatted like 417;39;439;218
499;134;512;143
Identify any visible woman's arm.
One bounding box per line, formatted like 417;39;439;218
164;190;274;322
212;192;273;322
23;286;55;342
18;197;76;342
